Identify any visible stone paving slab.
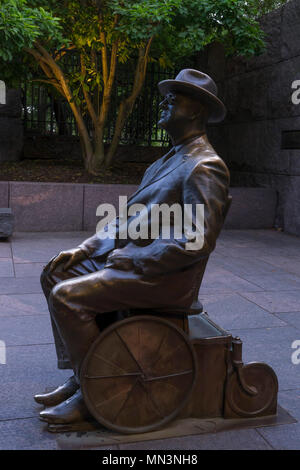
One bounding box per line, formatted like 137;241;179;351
215;230;300;261
0;258;14;277
0;418;59;450
277;389;300;420
275;312;300;330
257;389;300;450
0;240;11;257
0;276;42;294
239;273;300;291
259;254;300;277
199;292;286;330
14;262;46;278
0;315;53;346
240;290;300;313
0;344;69;421
0;293;48;317
257;422;300;450
229;326;300;391
0;229;299;449
213;255;282;278
201;265;263;292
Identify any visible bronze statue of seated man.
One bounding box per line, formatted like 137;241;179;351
34;69;230;425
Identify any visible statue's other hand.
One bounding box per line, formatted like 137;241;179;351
48;248;87;273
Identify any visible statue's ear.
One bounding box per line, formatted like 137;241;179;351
189;111;201;121
190;103;209;123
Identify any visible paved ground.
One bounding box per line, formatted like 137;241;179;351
0;229;299;450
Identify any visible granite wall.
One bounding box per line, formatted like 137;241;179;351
0;181;277;232
0;86;23;162
200;0;300;236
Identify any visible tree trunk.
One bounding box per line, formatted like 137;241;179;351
85;149;106;175
79;124;106;175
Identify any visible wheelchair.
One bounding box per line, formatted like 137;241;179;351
52;195;278;434
79;302;278;434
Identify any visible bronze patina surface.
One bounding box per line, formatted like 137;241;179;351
35;69;279;434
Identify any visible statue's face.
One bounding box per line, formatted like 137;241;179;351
158;92;201;132
158;93;177;129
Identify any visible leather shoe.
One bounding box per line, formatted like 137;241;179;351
39;389;91;424
34;375;79;407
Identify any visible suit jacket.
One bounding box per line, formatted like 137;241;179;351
78;133;230;310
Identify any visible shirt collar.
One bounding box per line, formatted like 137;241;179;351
174;132;206;153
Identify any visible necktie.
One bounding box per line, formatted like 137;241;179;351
148;146;176;181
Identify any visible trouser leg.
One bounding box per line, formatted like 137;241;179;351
40;256;105;370
47;269;120;381
40;266;71;369
46;267;143;382
49;292;100;381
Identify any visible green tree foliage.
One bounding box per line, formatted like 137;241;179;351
0;0;285;173
249;0;289;16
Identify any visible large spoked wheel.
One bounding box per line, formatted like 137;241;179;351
80;315;197;434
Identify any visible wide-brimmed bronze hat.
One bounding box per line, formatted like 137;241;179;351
158;69;226;123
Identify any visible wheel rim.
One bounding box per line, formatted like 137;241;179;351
81;315;197;434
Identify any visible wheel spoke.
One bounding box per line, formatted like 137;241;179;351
147;330;169;369
95;382;137;410
139;380;165;419
94;352;129;375
150;341;187;370
144;369;193;382
84;372;142;379
112;378;140;424
115;329;146;375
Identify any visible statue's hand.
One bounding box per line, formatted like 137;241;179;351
48;248;87;272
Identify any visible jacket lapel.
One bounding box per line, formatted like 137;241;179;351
142;152;187;188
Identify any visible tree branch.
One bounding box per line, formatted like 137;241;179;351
54;44;77;60
34;41;93;158
32;78;64;94
100;30;108;87
80;53;99;127
105;36;153;167
25;47;65;96
99;38;119;125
